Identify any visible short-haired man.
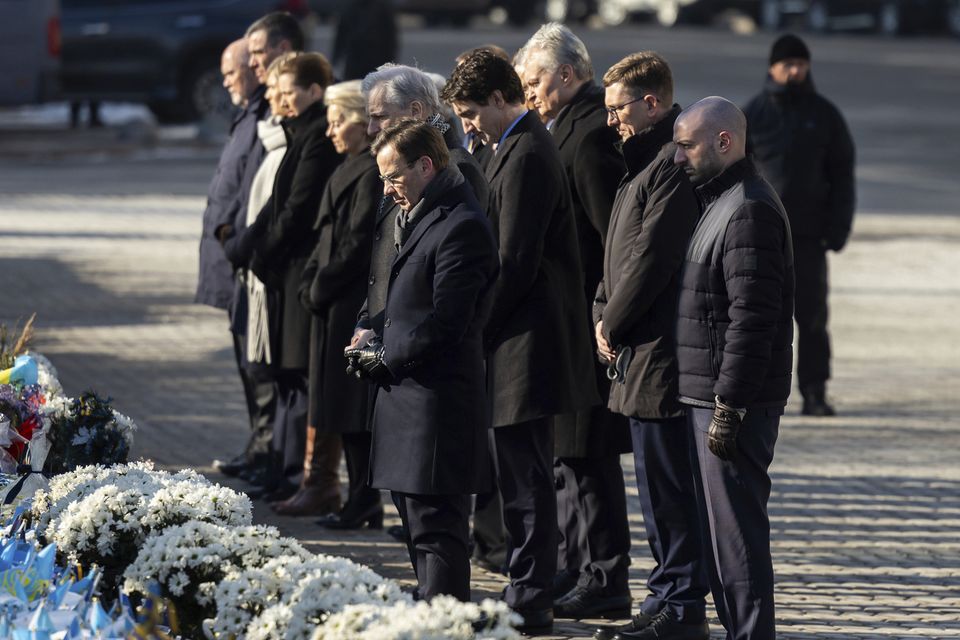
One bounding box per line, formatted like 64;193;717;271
591;52;709;640
673;96;795;640
519;23;633;620
246;11;305;84
197;39;272;479
353;64;489;375
442;50;600;634
743;34;855;416
346;119;499;602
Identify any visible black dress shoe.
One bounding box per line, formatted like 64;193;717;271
318;500;384;530
613;610;708;640
552;568;579;600
213;454;249;478
240;465;270;487
554;585;631;620
801;395;836;416
514;608;553;636
386;524;408;541
594;611;654;640
247;481;297;502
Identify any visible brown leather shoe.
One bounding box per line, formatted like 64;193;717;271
271;485;342;516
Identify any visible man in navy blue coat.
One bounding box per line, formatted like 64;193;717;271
346;119;499;601
195;38;270;473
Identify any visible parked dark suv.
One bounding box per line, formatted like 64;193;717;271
60;0;309;123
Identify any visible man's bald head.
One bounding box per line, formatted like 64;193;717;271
673;96;746;185
222;38;258;106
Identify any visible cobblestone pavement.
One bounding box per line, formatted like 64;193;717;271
1;141;959;639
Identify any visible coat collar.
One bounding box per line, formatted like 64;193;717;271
282;100;326;140
763;73;816;102
484;110;538;182
393;166;466;264
550;82;604;150
695;157;757;206
620;103;681;176
230;84;268;131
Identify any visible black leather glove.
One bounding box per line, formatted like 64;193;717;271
709;396;746;460
823;231;848;253
344;341;392;383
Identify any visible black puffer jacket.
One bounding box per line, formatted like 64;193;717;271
743;76;855;250
676;158;795;408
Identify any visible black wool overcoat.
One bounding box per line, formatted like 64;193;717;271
300;150;381;433
247;101;343;371
369;172;499;495
484;110;600;428
550;83;630;457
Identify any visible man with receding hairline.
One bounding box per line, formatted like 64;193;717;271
673;96;795;640
198;38;272;480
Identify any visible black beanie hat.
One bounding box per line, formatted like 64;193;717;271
769;34;810;65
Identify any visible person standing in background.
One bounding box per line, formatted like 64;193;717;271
743;34;855;416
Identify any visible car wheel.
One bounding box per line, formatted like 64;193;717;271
806;0;829;32
760;0;782;29
878;1;901;35
183;59;232;124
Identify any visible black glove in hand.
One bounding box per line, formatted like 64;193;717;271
344;342;392;383
709;396;745;460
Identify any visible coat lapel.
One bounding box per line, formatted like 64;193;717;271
392;208;446;267
484;111;534;182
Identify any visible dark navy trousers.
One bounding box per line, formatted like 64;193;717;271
630;417;709;623
688;406;781;640
492;417;557;611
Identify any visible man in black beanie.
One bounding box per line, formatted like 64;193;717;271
744;33;855;416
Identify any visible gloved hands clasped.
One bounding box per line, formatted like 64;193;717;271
344;339;392;383
709;395;746;460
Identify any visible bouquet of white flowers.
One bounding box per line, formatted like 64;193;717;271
314;596;522;640
226;554;409;640
123;521;311;637
32;462;251;595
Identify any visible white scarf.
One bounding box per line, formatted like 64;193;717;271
246;117;288;365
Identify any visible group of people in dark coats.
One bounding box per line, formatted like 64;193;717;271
196;15;854;639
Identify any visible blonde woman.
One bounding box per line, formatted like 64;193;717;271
272;80;383;519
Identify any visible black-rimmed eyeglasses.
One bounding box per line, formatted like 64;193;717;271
605;96;646;121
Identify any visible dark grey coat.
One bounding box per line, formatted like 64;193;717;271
593;106;700;420
300;151;381;433
484;110;600;428
676;158;795;408
550;82;629;457
369;170;499;494
195;86;268;310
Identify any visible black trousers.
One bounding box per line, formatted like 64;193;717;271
492;417;556;611
342;431;379;508
688;407;780;640
272;371;308;486
231;332;276;463
630;417;709;623
392;492;472;601
472;460;508;572
793;237;831;390
554;455;630;594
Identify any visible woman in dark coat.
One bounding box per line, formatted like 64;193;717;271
234;53;342;502
272;80;383;519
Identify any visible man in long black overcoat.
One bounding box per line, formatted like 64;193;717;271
443;51;600;634
347;119;499;601
518;24;632;617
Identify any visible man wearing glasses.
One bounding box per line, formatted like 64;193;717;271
592;52;709;640
345;119;499;602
